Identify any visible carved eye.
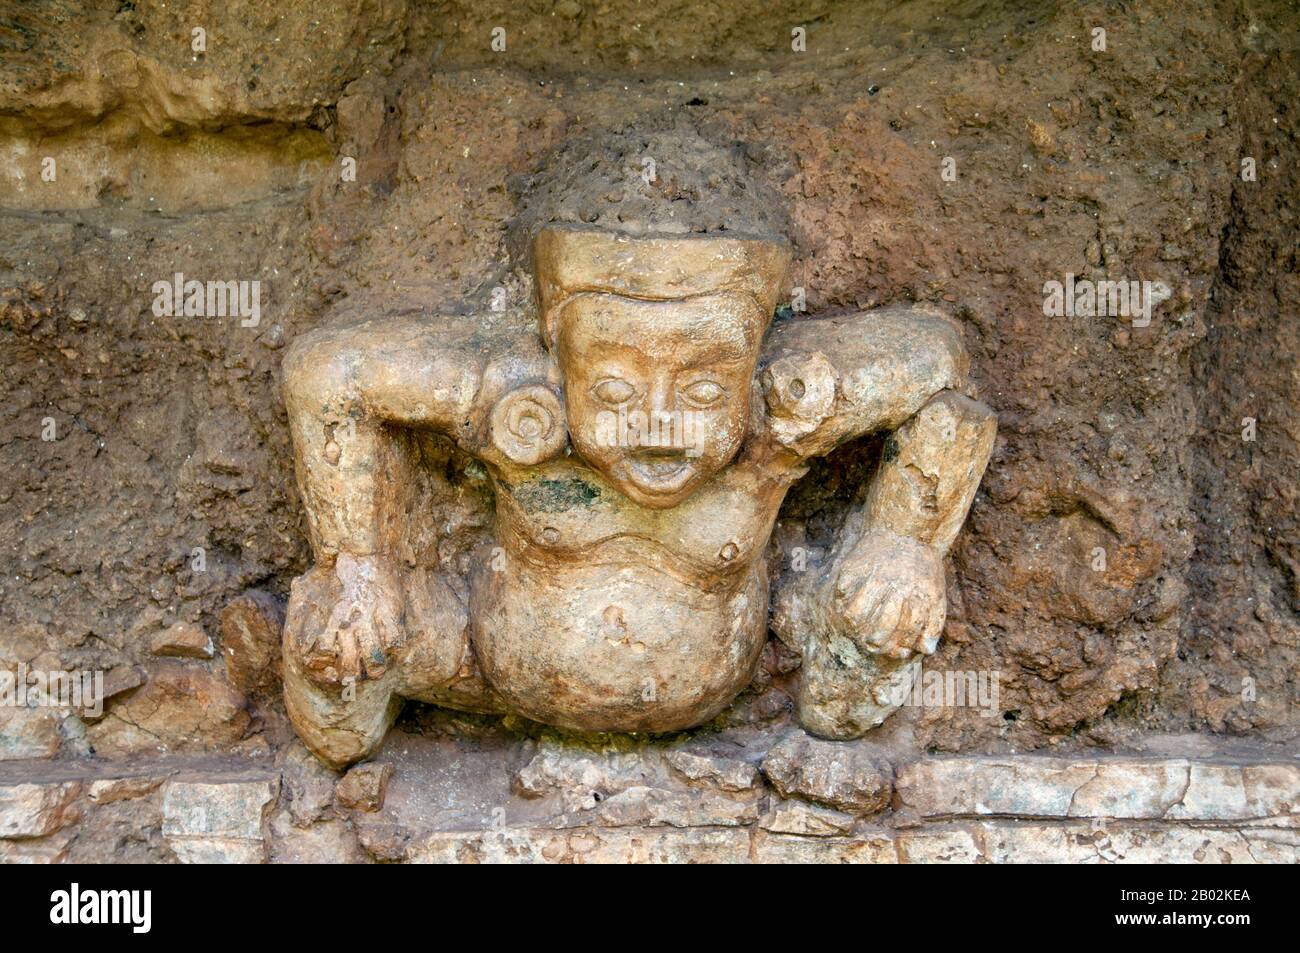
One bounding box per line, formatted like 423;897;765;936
681;380;725;407
592;378;636;405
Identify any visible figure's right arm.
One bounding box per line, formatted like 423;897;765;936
283;315;483;561
282;313;560;561
281;313;563;686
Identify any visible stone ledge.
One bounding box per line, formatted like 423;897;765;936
1;747;1296;863
895;756;1300;824
161;779;280;864
401;822;1300;864
1;757;278;865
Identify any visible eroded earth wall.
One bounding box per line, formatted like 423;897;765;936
0;0;1296;861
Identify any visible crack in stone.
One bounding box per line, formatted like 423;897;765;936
1161;763;1194;818
1066;763;1101;817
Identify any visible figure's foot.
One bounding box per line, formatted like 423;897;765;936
285;553;407;688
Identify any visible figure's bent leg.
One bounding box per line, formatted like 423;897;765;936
397;566;507;714
775;391;996;739
284;563;509;768
798;640;922;738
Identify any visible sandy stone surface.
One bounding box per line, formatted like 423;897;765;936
0;0;1297;860
0;734;1293;863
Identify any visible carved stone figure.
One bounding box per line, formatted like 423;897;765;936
280;134;996;768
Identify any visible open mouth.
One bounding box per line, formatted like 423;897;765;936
625;453;695;494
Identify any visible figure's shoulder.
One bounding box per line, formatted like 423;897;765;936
754;304;970;458
283;304;559;460
762;304;968;379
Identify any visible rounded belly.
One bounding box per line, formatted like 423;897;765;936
469;559;767;733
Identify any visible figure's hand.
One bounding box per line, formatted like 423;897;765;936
284;553;406;687
827;531;946;660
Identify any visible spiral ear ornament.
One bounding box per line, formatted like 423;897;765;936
489;384;568;465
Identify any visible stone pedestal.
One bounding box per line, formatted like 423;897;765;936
2;728;1294;864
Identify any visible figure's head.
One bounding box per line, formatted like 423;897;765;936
510;122;794;505
535;226;790;507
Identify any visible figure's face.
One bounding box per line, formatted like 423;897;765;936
556;293;765;508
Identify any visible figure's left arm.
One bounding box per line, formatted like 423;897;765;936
759;306;997;739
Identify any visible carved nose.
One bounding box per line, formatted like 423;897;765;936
646;377;674;414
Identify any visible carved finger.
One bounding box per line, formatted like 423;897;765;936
883;593;923;660
337;605;371;680
917;599;946;655
841;579;881;632
361;648;388;682
860;594;903;654
306;620;338;667
362;612;400;681
378;598;405;651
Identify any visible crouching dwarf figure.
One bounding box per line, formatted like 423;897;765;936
280;135;996;768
